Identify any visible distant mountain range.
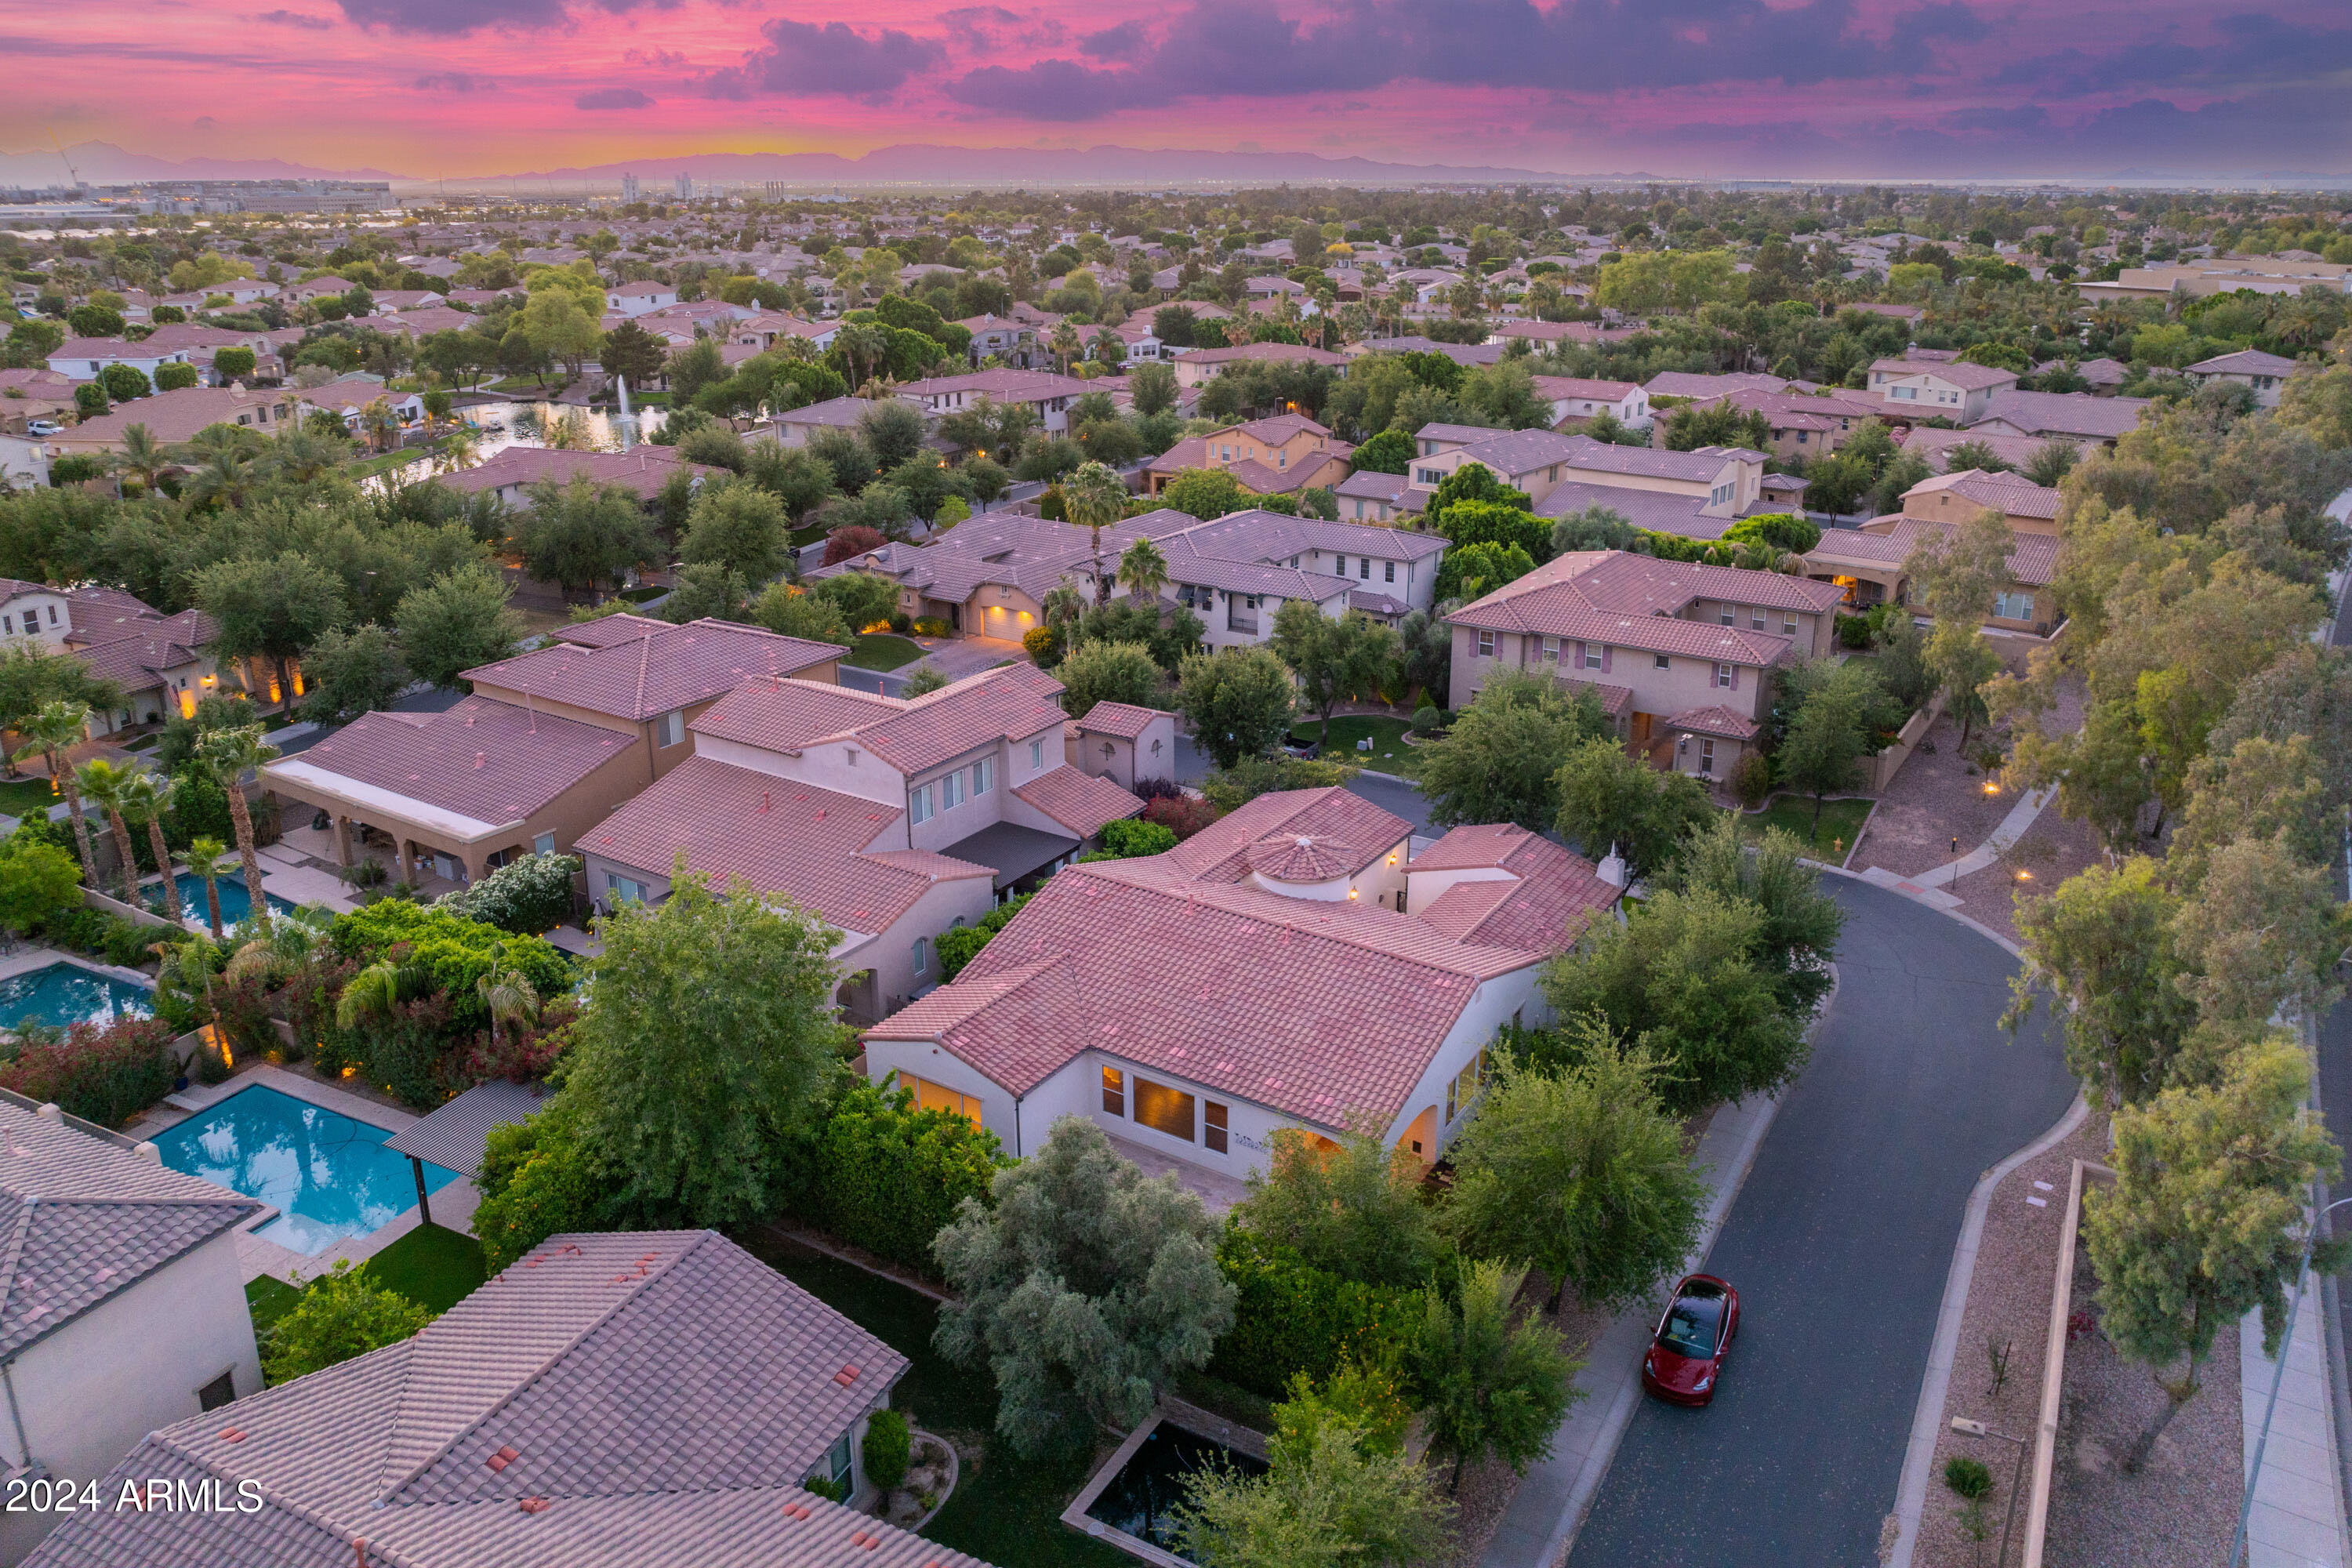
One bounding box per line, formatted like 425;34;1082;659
0;140;401;187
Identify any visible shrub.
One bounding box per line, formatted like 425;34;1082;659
103;917;158;969
1023;623;1064;668
1834;613;1875;650
1729;750;1773;809
862;1408;912;1490
933;893;1032;982
804;1074;1007;1273
1143;793;1219;840
456;997;574;1086
39;905;110;954
436;852;578;935
1207;1228;1421;1399
911;618;952;637
1943;1456;1993;1500
0;1014;179;1126
1133;776;1183;801
471;1105;615;1272
1202;754;1358;812
330;902;568;1033
260;1261;435;1385
803;1476;848;1503
1411;705;1442;733
1098;818;1177;858
888;611;913;635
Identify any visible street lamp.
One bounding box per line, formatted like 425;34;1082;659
2230;1192;2352;1568
1949;1416;2027;1567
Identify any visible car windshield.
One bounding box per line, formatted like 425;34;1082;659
1660;1290;1723;1359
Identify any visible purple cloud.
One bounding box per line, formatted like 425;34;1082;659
701;18;946;100
576;85;654;109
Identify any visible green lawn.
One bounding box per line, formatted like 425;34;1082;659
361;1223;486;1312
245;1275;303;1340
1288;714;1422;777
1748;793;1874;860
619;584;667;604
740;1232;1132;1568
0;775;64;815
844;633;926;673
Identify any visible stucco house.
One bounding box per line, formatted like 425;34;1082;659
2185;348;2299;408
1866;357;2019;422
894;369;1093;434
1802;470;2063;634
862;790;1618;1181
24;1230;989;1568
0;1098;263;1568
1142;413;1355;498
1446;550;1844;779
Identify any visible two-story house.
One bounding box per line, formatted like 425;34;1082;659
1406;427;1771;539
607;280;682;317
957;313;1037;367
1142;413;1355;499
2185;348;2299;408
894;369;1094;434
1529;375;1650;429
1171;342;1351;388
1803;469;2063;634
861;789;1618;1182
1867;356;2020;422
1446;550;1845;779
576;664;1147;1022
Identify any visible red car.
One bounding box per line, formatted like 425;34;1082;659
1641;1273;1740;1406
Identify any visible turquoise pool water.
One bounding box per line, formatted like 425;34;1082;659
0;963;154;1030
172;871;298;924
154;1084;459;1256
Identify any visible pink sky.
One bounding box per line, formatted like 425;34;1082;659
5;0;2350;180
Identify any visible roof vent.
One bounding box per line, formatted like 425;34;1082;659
485;1445;520;1472
218;1428;246;1443
834;1363;861;1386
518;1497;550;1515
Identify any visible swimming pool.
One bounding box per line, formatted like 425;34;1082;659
0;962;155;1031
172;870;299;925
153;1084;459;1255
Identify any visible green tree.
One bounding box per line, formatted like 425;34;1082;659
1409;1256;1581;1492
1541;887;1810;1114
470;1103;614;1272
1160;467;1251;522
397;564;524;688
185;834;234;940
1552;731;1719;875
1270;603;1398;746
0;837;81;941
1175;1406;1451;1568
298;625;409;724
933;1116;1237;1459
598;319;665;389
1432;541;1537;604
72;757;143;904
1176;644;1297;770
1446;1025;1706;1314
2169;834;2348;1029
1062;461;1131;603
2170;735;2334;887
559;869;848;1228
12;699;102;889
1419;670;1612;831
189;551;345;713
681;482;790;586
1118;536;1171;604
521;289;602;380
2085;1035;2342;1468
1352;430;1415;475
118;770;183;920
1656;815;1843;1016
260;1261;435;1385
1231;1126;1446;1290
1130;361;1179;417
750;582;854;647
513;477;661;596
1778;671;1878;833
2005;856;2194;1107
1055;640;1163;719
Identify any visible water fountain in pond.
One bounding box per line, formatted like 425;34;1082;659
615;374;634;451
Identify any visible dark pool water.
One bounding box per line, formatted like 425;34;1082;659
1083;1423;1267;1558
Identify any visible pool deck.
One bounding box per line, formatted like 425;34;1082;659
127;1062;480;1286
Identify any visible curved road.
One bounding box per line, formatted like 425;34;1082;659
1567;877;2076;1568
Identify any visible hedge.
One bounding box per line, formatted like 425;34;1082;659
329;902;569;1032
804;1073;1007;1274
1206;1227;1421;1399
0;1015;180;1127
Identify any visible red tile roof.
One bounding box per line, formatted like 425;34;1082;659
1409;828;1618;950
1074;701;1165;740
1664;704;1762;740
1449;550;1841;666
1165;786;1411;883
583;757;989;933
465;619;841;723
1013;767;1145;839
272;697;630;827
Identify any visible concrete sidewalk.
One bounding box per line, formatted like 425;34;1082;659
2243;1273;2352;1568
1475;1090;1784;1568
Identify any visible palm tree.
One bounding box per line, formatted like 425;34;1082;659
359;397;398;455
1049;320;1083;376
1062;461;1129;605
196;724;279;921
117;423;169;494
336;956;409;1033
1117;537;1170;606
263;426;342;485
834;321;889;393
13;700;100;890
73;757;143;906
1040;580;1086;633
178;445;257;511
475;941;543;1062
119;770;183;922
187;834;233;939
438;426;481;474
151;933;222;1028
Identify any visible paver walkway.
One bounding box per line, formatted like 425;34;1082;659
2242;1270;2351;1568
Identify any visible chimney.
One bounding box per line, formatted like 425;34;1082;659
475;752;486;769
1597;843;1628;889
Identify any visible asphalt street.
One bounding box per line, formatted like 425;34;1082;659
1566;877;2076;1568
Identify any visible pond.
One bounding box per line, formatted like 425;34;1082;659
364;398;673;490
1082;1422;1266;1562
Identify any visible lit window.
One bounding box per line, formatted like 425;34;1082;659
906;1073;982;1124
1204;1100;1229;1154
1134;1078;1196;1142
1102;1065;1125;1116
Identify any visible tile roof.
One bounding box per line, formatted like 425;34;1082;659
1530;375;1640;401
1409;829;1617;951
1556;435;1762;481
2189;348;2299;376
1170;509;1450;564
1809;519;2059;587
465;619;841;723
895;368;1093;402
1902;469;2062;521
1532;480;1730;541
0;1099;259;1361
1074;701;1165;739
432;445;717;503
1012;767;1145;839
1448;550;1841;663
1167;786;1410;883
1971;389;2151;441
24;1231;988;1568
268;696;631;831
1869;358;2019;392
1898;426;2075;474
584;757;989;934
1664;703;1762;739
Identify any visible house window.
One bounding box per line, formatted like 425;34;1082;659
1994;590;2036;621
906;1073;982;1125
1416;467;1446;485
657;709;686;747
1701;738;1716;773
197;1371;236;1412
1204;1100;1229;1154
1102;1065;1125;1116
971;757;993;796
45;607;56;626
1029;739;1044;769
912;937;929;976
1655;653;1671;670
1541;637;1559;662
823;1432;853;1488
1334;556;1345;575
1783;614;1798;634
1134;1079;1196;1142
909;784;932;825
1477;629;1495;657
606;873;647;906
1750;608;1766;630
1358;558;1371;579
1445;1051;1489;1123
532;832;556;855
939;770;964;811
1715;663;1734;688
1583;645;1604;670
2;616;12;634
1719;608;1734;625
1384;561;1395;583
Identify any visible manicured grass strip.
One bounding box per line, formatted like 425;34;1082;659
245;1274;303;1339
0;775;65;815
361;1223;487;1313
1287;715;1422;776
844;633;926;673
1746;794;1874;860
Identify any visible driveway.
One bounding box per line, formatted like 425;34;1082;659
1566;877;2075;1567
